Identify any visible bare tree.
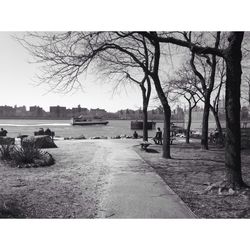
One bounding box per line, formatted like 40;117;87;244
19;32;174;158
96;38;153;141
209;58;226;144
168;67;201;143
19;31;247;188
185;32;221;150
141;31;246;188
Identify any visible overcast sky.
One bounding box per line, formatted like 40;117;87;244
0;32;161;112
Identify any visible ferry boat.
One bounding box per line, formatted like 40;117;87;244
71;116;109;126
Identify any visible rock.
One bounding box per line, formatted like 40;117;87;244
22;135;57;149
0;137;15;145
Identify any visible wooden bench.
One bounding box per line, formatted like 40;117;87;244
140;141;151;150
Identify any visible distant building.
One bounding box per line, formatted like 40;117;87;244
71;105;89;117
14;105;27;117
89;108;107;117
49;106;67;118
0;105;15;117
29;106;45;117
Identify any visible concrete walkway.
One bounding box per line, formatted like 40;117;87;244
96;140;195;218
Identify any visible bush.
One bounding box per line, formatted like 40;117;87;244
0;145;13;160
0;142;55;168
10;143;43;165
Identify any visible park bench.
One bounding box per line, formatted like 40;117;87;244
140;141;151;150
152;137;175;145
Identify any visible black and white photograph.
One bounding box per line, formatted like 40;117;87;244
1;30;249;220
0;1;249;249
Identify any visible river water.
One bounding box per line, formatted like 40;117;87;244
0;119;162;138
0;119;220;138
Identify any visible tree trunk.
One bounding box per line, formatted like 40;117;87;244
162;105;171;158
142;105;148;141
248;82;250;105
201;95;210;149
210;106;224;143
141;80;150;142
186;105;192;144
224;32;245;188
152;75;171;158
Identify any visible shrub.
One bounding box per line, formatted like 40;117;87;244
10;143;43;165
1;141;55;168
0;145;13;160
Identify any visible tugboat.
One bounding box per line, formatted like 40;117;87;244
71;116;109;126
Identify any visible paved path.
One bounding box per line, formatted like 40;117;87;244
95;140;195;218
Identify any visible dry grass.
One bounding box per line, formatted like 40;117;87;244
135;141;250;218
0;140;109;218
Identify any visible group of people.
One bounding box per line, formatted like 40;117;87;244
133;127;163;144
0;128;8;137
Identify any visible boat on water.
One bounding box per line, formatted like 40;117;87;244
130;120;156;130
71;116;109;126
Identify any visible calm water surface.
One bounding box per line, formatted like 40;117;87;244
0;119;164;138
0;119;220;138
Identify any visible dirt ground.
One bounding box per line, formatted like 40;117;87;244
135;140;250;218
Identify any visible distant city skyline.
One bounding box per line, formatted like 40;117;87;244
0;32;160;112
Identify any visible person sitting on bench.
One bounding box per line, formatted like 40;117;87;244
133;131;138;139
153;127;162;145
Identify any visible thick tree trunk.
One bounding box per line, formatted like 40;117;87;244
186;105;192;144
224;32;245;188
162;105;171;158
142;106;148;141
153;75;171;158
141;80;150;142
201;95;210;149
